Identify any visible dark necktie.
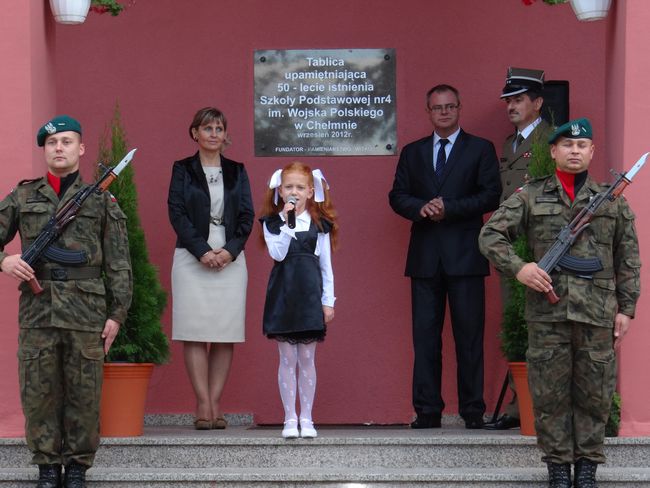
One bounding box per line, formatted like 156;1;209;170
436;139;449;178
515;133;525;151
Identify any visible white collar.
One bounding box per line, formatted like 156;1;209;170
518;117;542;140
434;127;461;146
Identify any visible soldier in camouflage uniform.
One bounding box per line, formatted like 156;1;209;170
479;118;640;488
0;116;133;488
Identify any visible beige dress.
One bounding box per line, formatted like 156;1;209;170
171;166;247;342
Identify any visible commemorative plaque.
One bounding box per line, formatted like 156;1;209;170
254;49;396;157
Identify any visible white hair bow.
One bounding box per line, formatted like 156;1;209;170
268;168;330;204
311;169;329;203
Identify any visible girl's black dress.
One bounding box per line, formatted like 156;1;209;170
261;214;332;344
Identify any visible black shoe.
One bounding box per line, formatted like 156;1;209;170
37;464;62;488
410;413;441;429
574;458;598;488
63;462;87;488
463;414;485;429
547;462;572;488
483;414;521;430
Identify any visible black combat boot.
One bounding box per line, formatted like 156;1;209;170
63;462;86;488
36;464;61;488
574;458;598;488
547;462;572;488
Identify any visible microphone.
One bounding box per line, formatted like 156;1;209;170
287;196;297;229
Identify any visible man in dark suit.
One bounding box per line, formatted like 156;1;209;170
389;84;501;429
484;68;553;431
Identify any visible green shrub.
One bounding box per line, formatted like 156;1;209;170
499;132;555;361
98;104;169;364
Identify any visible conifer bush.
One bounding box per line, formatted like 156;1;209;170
499;132;555;361
98;104;169;364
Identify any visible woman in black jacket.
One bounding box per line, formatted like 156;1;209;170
168;107;254;429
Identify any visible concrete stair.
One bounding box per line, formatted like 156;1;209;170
1;424;650;487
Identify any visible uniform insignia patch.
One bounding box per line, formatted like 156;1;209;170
26;196;49;203
44;122;57;135
536;196;560;203
571;123;581;136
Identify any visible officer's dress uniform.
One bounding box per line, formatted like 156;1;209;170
500;119;553;203
479;173;640;465
0;174;132;468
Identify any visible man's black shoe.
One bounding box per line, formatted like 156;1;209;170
410;413;441;429
463;414;485;429
37;464;62;488
483;414;521;430
63;462;87;488
547;462;572;488
574;458;598;488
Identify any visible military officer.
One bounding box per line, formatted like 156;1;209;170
485;67;554;431
0;116;133;488
499;67;553;203
479;118;640;488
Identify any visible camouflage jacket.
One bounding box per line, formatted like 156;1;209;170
479;174;641;327
0;175;133;330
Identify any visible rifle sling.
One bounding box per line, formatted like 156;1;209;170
35;266;101;281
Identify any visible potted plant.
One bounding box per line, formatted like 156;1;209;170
522;0;612;22
49;0;128;24
97;104;169;436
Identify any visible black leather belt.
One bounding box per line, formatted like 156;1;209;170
36;266;102;281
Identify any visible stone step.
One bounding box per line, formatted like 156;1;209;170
1;466;650;487
2;426;649;487
3;427;650;470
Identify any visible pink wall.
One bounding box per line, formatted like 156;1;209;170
2;0;615;427
607;0;650;436
51;0;610;425
0;1;57;436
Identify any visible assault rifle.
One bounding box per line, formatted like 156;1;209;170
539;152;648;304
22;149;137;294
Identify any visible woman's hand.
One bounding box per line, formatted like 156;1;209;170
200;250;219;269
201;249;233;270
213;248;233;269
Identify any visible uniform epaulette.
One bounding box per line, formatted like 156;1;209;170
18;177;41;186
527;174;551;184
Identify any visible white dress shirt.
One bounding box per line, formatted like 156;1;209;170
513;116;543;151
433;127;461;171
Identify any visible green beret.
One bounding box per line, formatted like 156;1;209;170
37;115;82;147
548;117;592;144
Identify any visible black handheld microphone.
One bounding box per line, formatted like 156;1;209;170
287;196;297;229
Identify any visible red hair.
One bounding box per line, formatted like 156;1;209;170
259;161;338;250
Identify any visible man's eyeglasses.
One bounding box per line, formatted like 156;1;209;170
428;104;460;113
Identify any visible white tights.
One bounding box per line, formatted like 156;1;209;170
277;342;317;425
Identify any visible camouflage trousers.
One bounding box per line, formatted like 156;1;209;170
526;321;616;465
18;328;104;467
